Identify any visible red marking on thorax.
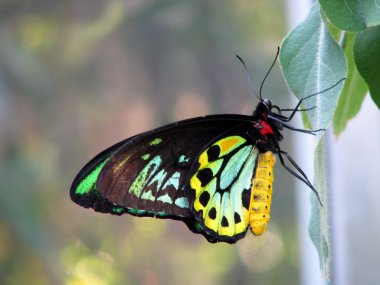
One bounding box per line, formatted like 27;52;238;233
259;120;274;135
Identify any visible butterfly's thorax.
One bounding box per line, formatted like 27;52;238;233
250;114;280;153
249;151;275;235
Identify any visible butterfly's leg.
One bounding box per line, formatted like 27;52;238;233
281;78;345;122
268;115;325;134
279;106;316;113
282;124;325;134
276;149;323;206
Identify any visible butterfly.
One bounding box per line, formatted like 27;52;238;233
70;49;342;244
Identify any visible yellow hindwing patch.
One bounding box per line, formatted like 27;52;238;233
189;135;259;241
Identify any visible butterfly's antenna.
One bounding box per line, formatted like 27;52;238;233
259;47;280;101
236;55;261;102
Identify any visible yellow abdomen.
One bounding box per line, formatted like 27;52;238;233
249;151;276;236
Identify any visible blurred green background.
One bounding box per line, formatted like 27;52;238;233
0;1;302;284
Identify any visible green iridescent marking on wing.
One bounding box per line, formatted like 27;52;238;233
220;145;252;189
75;158;109;195
218;192;235;236
157;193;172;204
128;208;169;218
129;155;161;197
238;150;258;190
193;178;218;211
141;190;155;201
112;206;124;214
128;208;146;215
147;168;167;189
128;153;187;212
162;171;180;190
205;177;218;198
203;192;222;232
220;147;258;236
141;154;150;160
179;154;190;163
193;221;205;233
205;159;223;175
175;197;189;208
149;138;162;146
230;150;258;221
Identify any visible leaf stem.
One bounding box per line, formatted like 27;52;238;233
338;31;347;47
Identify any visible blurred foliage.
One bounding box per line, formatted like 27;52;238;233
0;1;302;284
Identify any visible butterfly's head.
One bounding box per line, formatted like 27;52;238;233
252;98;273;117
262;98;272;110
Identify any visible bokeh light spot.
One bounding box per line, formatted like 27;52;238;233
238;227;284;272
174;90;209;120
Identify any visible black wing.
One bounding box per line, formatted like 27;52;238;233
70;114;255;242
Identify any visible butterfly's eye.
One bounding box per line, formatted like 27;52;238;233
263;98;272;110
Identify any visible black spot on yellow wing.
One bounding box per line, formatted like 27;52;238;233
208;207;217;219
197;168;213;187
199;191;210;207
207;145;220;162
242;188;251;210
234;212;241;223
221;216;229;227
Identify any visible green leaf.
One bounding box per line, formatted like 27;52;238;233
320;10;342;41
309;141;329;278
321;10;368;135
354;26;380;109
319;0;380;31
333;33;368;136
280;4;347;133
279;3;347;279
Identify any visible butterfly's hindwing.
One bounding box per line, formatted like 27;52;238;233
189;135;259;243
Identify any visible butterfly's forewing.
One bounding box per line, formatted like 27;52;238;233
70;115;262;242
188;135;259;243
70;138;135;215
95;116;251;219
70;133;213;239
